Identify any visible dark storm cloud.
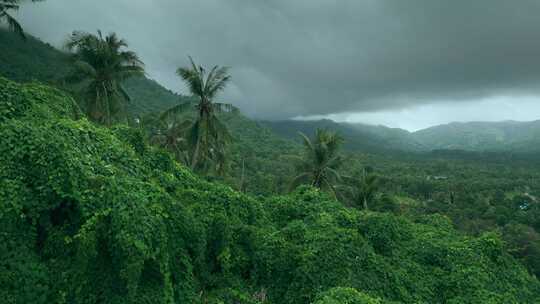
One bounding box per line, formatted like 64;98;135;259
18;0;540;119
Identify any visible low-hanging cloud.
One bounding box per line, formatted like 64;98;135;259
18;0;540;119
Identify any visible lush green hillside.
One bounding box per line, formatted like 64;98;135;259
0;29;186;116
3;27;540;287
220;113;301;195
0;29;71;84
1;76;539;303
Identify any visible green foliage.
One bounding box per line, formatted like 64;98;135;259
1;77;539;303
64;30;145;126
291;129;344;196
159;57;234;172
313;288;382;304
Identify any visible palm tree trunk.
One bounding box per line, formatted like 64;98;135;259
190;136;201;171
240;158;246;192
363;196;368;210
102;83;111;127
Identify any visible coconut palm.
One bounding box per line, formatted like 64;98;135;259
149;118;192;165
0;0;42;39
291;129;344;197
161;56;235;171
352;169;379;210
64;30;145;126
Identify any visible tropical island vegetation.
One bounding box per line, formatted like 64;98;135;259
1;3;540;303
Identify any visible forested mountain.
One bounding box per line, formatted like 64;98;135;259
261;119;425;153
414;120;540;152
264;119;540;154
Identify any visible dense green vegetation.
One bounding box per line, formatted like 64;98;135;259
64;30;146;125
2;27;540;303
158;57;235;173
1;77;539;303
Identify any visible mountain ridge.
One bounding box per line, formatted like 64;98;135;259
262;119;540;153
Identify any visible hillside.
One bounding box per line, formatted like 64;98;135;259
2;76;539;303
0;29;185;115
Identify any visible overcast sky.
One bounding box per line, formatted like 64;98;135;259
17;0;540;131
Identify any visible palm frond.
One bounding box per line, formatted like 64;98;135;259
212;102;238;114
64;30;145;125
325;167;343;183
206;66;231;98
290;172;311;191
119;50;144;67
177;67;204;97
160;102;197;121
118;84;131;102
209;114;232;143
322;178;339;200
2;11;25;39
72;60;97;77
298;132;314;153
204;65;219;93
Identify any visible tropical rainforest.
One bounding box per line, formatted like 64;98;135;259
1;3;540;303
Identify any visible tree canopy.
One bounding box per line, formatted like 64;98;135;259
65;30;145;126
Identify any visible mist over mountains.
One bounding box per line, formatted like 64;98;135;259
2;29;539;155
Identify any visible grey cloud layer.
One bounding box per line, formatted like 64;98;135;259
20;0;540;119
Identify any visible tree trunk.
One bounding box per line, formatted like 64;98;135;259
363;196;368;210
240;158;246;192
190;136;201;171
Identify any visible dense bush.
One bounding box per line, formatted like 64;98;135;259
313;288;382;304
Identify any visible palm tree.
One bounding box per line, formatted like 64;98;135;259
149;117;192;164
161;56;234;171
291;129;344;197
352;169;379;210
0;0;42;39
64;30;145;126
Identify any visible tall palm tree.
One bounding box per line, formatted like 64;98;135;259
0;0;42;39
291;129;344;197
65;30;145;126
161;56;234;171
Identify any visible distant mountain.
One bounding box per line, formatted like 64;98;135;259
413;120;540;153
262;119;540;154
261;119;426;153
